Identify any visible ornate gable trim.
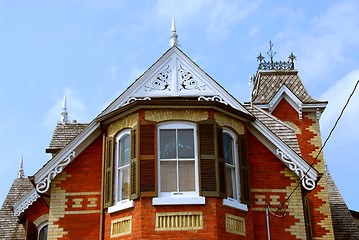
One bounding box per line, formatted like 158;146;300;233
98;47;251;118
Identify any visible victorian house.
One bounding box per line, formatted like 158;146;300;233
1;20;359;240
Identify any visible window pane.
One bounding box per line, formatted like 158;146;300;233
160;130;176;159
178;129;194;159
179;161;195;191
120;166;130;200
160;161;177;192
39;225;48;240
224;133;234;165
119;134;130;167
226;166;237;199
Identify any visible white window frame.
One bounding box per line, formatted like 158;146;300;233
222;129;247;211
153;121;205;205
37;222;48;240
109;129;134;213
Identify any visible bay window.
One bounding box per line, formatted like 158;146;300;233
153;122;204;205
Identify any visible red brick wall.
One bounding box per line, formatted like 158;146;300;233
26;197;49;225
104;198;254;239
50;135;103;240
248;131;305;240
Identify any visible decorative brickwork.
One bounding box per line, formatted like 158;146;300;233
111;216;132;237
155;212;203;231
272;98;334;239
47;136;103;240
34;214;49;227
105;197;254;239
108;113;139;137
226;214;246;236
248;131;307;239
214;112;245;134
145;109;208;122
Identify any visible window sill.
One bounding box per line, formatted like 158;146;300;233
223;198;248;211
153;196;205;205
108;200;134;214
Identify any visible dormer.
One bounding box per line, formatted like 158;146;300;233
250;42;327;120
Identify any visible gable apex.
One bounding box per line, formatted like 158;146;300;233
98;47;251;118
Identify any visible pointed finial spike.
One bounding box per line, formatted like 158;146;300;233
172;15;176;32
61;93;68;124
62;94;67;110
169;16;180;47
18;156;25;178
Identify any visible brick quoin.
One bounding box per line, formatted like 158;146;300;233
55;135;103;240
247;132;302;240
272;98;331;238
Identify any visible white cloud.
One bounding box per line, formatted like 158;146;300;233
44;88;87;127
275;0;359;84
320;69;359;144
154;0;260;41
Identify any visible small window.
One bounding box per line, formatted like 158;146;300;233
158;122;199;198
38;222;48;240
109;129;134;213
115;130;130;202
223;130;239;200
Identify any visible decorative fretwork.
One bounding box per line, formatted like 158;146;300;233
145;65;171;91
257;41;297;70
14;189;40;216
36;151;76;193
198;96;228;105
276;149;316;191
179;65;205;91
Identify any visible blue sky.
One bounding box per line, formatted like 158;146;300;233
1;0;358;211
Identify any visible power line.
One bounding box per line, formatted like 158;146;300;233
277;79;359;215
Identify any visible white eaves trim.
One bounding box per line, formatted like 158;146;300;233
247;119;319;191
13;188;39;216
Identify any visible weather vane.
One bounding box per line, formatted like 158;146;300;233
267;41;276;63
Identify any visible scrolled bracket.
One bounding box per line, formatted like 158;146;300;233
36;151;76;194
198;96;228;105
276;149;316;191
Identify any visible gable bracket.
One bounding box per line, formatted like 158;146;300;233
198;96;228;105
124;97;151;106
36;151;76;193
276;149;316;190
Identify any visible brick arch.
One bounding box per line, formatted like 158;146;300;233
33;214;49;227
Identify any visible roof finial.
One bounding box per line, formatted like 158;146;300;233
170;16;180;47
61;94;68;124
18;156;25;178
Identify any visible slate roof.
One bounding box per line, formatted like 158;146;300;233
0;177;33;239
251;70;327;105
244;103;301;155
327;173;359;239
47;123;89;153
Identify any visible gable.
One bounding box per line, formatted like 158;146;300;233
99;47;251;117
